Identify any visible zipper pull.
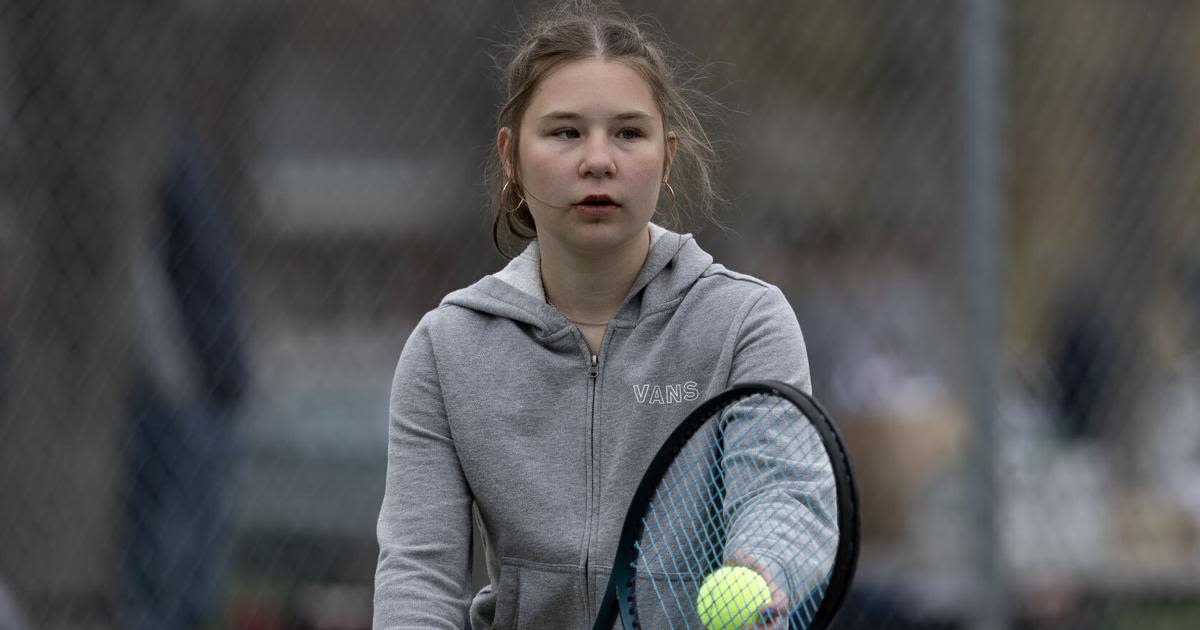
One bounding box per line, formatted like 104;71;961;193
588;354;599;379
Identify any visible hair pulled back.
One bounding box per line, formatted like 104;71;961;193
490;0;721;258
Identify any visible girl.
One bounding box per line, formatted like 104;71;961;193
374;1;811;627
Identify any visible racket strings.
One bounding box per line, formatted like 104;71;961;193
637;424;727;627
631;392;839;628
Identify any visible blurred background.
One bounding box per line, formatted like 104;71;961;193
1;0;1198;628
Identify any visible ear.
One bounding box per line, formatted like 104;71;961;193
664;131;678;181
497;127;515;180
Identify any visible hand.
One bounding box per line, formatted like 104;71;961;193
728;551;789;630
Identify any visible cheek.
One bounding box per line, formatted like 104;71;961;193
522;153;558;183
517;139;565;183
629;150;667;190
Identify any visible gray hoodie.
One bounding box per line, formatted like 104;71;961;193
374;225;812;629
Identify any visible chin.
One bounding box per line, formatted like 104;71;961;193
561;219;650;252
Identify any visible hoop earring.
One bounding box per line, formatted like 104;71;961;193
662;181;677;214
501;180;527;214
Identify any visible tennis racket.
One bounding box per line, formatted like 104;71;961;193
592;381;860;630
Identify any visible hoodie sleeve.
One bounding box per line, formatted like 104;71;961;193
724;286;836;614
374;312;472;629
727;286;812;393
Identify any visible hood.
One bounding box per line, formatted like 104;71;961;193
440;224;714;336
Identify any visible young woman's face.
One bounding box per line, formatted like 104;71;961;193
501;57;676;254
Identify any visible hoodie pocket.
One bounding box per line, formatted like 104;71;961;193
632;570;705;628
590;566;704;628
493;557;587;629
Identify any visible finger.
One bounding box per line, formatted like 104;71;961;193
728;552;790;616
753;606;786;630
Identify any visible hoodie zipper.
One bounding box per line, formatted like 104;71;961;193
584;352;599;621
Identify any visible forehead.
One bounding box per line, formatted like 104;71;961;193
524;57;659;121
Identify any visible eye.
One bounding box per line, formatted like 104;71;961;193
617;127;643;141
552;128;580;139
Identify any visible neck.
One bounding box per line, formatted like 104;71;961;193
540;228;652;325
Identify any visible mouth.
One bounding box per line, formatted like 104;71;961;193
572;195;620;216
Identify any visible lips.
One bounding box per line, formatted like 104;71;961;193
577;194;618;206
573;194;620;216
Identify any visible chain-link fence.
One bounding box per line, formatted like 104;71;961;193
2;1;1199;629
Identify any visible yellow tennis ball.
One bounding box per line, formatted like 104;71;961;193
695;566;771;630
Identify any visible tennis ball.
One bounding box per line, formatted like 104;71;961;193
695;566;771;630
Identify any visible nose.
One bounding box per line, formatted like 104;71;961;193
578;136;616;179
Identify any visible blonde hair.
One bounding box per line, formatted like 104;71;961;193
489;0;722;258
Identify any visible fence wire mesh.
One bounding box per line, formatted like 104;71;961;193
1;1;1198;629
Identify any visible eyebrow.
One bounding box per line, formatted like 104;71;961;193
539;110;656;122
